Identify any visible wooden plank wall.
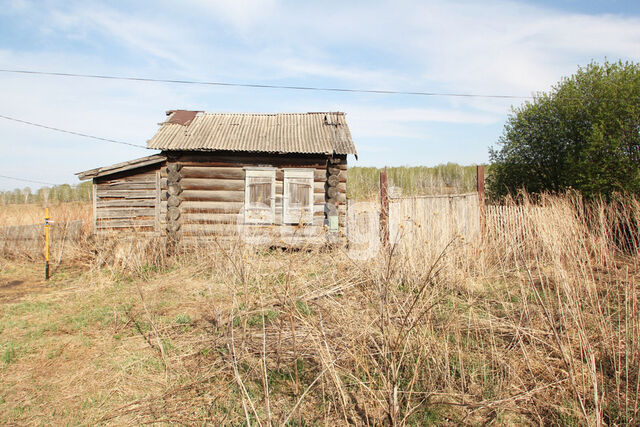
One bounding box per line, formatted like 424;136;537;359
166;152;348;243
94;164;164;234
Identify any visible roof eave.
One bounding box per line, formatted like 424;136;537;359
153;147;357;156
76;154;166;181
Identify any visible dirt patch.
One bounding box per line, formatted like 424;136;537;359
0;280;23;289
0;277;51;303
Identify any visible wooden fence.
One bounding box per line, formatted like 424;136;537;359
346;191;481;258
345;167;567;258
388;193;480;250
0;220;85;257
484;205;554;244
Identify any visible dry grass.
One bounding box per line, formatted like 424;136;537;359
0;194;639;425
0;203;93;262
0;202;91;227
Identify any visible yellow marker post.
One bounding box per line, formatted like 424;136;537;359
45;208;50;280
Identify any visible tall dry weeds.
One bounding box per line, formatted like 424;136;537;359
2;194;639;425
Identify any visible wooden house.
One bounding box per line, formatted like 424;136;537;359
76;110;357;245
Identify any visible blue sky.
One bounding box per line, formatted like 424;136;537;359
0;0;639;190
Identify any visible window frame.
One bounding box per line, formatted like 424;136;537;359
244;167;276;224
283;168;314;224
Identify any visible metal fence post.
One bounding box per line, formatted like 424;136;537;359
477;165;485;233
380;169;389;247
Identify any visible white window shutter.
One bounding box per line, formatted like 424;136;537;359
244;169;276;224
283;169;314;224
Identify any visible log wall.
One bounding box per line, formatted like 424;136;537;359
163;152;348;243
91;151;349;246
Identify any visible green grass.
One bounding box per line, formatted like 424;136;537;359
174;313;191;325
1;342;18;365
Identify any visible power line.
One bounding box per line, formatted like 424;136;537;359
0;174;57;186
0;68;533;99
0;114;146;148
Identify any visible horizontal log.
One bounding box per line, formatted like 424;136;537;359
96;208;156;219
181;201;244;213
181;166;330;183
180;178;244;191
182;213;240;224
179;177;328;195
181;166;245;180
177;153;327;167
181;190;244;202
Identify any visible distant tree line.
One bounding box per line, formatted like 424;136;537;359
0;181;92;205
348;163;481;200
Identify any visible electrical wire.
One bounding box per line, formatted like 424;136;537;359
0;68;534;99
0;174;57;186
0;114;146;148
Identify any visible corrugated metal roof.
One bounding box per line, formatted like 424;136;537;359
146;111;357;156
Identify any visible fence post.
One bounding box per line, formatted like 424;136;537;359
477;165;485;233
380;169;389;247
45;208;50;280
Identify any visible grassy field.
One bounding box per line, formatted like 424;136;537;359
347;164;480;200
0;194;639;425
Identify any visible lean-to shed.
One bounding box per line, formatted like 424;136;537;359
76;110;357;244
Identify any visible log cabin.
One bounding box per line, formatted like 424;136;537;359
76;110;357;246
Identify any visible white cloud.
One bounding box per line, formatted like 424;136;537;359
1;0;639;188
190;0;279;33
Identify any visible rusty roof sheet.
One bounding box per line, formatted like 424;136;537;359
166;109;201;125
147;111;357;156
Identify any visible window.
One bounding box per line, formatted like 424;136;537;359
283;169;314;224
244;168;275;224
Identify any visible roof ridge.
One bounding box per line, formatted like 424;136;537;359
194;111;345;115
